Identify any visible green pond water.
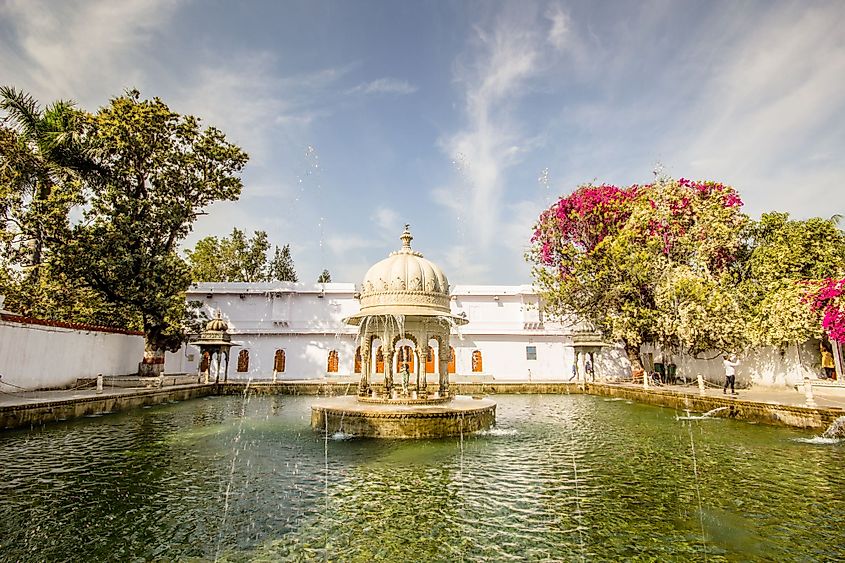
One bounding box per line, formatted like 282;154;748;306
0;394;842;562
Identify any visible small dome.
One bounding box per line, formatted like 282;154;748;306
349;226;461;323
206;311;228;332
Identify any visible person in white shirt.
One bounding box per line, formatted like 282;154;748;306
723;355;740;394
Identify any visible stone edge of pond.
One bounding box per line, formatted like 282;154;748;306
2;381;842;432
584;383;844;430
0;384;217;432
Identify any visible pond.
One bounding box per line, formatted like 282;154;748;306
0;394;842;561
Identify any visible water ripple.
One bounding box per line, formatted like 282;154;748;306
0;395;842;561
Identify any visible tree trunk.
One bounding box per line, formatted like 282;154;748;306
625;340;643;373
139;341;165;377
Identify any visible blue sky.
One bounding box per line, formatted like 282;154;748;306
2;0;843;284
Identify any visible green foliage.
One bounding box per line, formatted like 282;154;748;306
530;177;749;359
529;177;845;357
1;88;250;362
185;230;298;282
739;213;845;348
0;86;114;321
54;89;249;355
269;243;298;282
317;269;332;283
187;228;268;282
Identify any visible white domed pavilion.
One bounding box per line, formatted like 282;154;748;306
345;225;467;398
312;226;494;438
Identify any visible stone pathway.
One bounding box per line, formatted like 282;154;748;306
612;381;845;411
0;383;208;408
2;378;843;420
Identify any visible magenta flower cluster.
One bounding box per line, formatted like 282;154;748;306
678;178;743;208
531;178;746;277
809;278;845;343
531;184;637;271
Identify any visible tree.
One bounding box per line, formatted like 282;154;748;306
185;231;297;282
269;243;298;282
0;87;125;324
529;177;748;368
317;269;332;283
741;213;845;349
56;90;248;375
0;86;89;275
186;228;272;282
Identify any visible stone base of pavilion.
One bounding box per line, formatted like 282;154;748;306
311;395;496;438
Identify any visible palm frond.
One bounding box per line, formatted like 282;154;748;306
0;86;42;139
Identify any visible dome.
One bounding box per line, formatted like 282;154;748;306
345;226;465;325
206;311;228;332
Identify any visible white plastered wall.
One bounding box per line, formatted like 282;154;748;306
0;320;144;390
639;342;820;387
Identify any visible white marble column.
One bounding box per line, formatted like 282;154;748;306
418;337;428;392
438;334;450;395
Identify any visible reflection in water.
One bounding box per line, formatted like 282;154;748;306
0;395;842;561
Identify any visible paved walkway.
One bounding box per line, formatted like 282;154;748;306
610;381;845;411
2;378;844;412
0;383;208;408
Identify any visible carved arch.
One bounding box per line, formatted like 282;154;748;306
237;350;249;373
273;349;286;373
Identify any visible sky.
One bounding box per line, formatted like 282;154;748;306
1;0;844;285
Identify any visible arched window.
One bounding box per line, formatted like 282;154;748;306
327;350;339;373
472;350;483;373
354;346;362;374
273;349;286;373
425;348;434;373
399;345;414;373
448;346;456;374
237;350;249;372
376;346;385;373
200;351;210;373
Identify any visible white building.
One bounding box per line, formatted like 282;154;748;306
165;281;614;381
161;228;840;388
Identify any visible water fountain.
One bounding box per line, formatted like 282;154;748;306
311;226;496;437
821;415;845;439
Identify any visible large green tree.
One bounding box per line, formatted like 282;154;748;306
0;86;87;273
54;90;248;374
0;87;130;324
187;228;269;282
529;177;748;368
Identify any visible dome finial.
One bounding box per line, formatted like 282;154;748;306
400;224;413;250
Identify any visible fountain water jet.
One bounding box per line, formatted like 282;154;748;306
311;226;496;438
821;416;845;439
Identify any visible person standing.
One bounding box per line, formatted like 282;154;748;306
821;344;836;380
723;355;740;394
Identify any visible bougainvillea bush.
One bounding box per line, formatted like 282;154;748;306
530;179;845;360
528;176;749;365
809;278;845;343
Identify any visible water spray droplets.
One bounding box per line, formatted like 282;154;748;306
450;152;470;248
538;167;551;205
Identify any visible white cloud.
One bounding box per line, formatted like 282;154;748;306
664;4;845;218
545;4;570;51
0;0;180;107
171;57;345;166
438;7;565;247
435;245;491;284
346;77;418;96
326;235;375;255
372;206;401;236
